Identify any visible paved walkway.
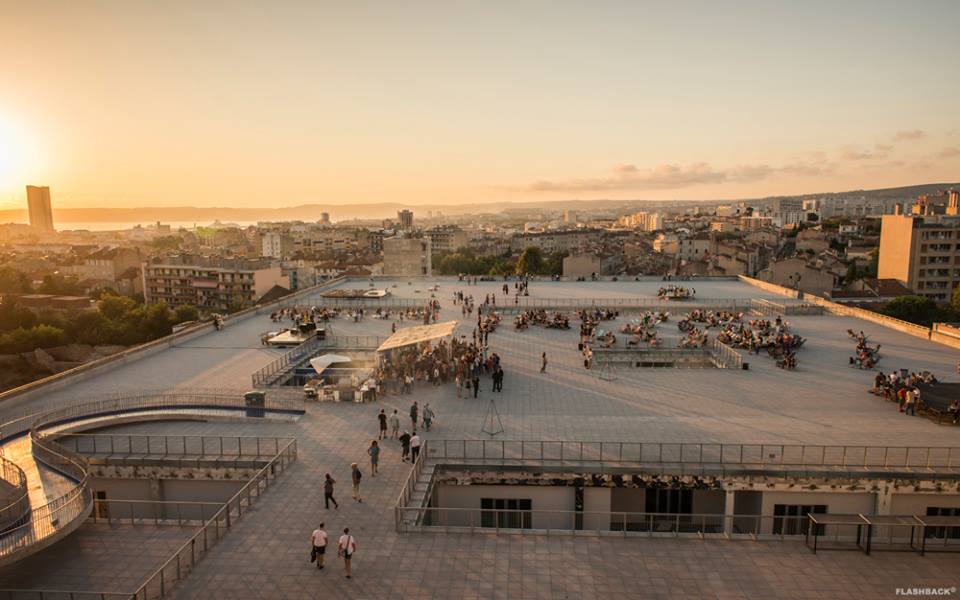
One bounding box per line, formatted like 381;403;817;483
0;522;196;592
2;278;960;598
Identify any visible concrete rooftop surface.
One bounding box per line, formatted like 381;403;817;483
2;277;959;599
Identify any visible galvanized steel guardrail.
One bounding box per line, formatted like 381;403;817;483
251;335;386;388
0;438;298;600
130;438;297;600
59;433;291;459
0;391;301;566
0;457;29;535
423;439;960;470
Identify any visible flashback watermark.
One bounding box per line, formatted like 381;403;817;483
895;588;957;596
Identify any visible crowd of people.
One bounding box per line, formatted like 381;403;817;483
619;312;669;347
514;310;570;330
848;329;882;369
713;316;805;370
658;285;695;300
869;370;943;418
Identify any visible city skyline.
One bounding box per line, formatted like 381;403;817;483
1;0;959;209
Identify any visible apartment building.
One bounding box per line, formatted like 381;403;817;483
769;198;804;227
878;213;960;301
617;211;664;232
383;237;432;276
511;229;604;254
142;255;288;312
425;225;468;253
261;232;294;259
26;185;55;230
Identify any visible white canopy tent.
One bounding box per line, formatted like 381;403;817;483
376;321;458;354
309;354;354;374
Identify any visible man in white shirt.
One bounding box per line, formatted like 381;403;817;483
310;523;327;570
338;527;356;579
410;433;422;462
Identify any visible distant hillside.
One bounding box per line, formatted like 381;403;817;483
761;183;959;202
0;182;956;224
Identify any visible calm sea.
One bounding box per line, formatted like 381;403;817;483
49;221;262;231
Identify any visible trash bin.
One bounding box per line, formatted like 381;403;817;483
244;391;266;418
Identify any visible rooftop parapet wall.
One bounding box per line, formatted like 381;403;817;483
0;277;347;406
738;275;960;349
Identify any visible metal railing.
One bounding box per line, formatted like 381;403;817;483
58;433;291;459
89;499;226;527
711;339;743;369
0;439;298;600
396;440;429;514
252;335;329;387
251;335;386;387
0;391;301;563
497;297;755;313
0;457;29;534
592;347;717;369
590;341;742;370
423;440;960;470
305;297;432;309
0;428;94;560
751;298;823;316
397;507;820;539
1;388;301;441
130;438;297;599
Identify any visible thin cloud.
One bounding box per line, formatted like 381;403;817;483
874;143;893;152
892;129;926;141
530;162;730;192
778;159;835;177
840;145;885;161
937;147;960;158
528;161;808;193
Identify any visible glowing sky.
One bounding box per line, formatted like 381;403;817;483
0;0;958;209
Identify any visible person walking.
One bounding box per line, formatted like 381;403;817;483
540;352;548;373
410;432;422;462
389;409;401;439
492;366;503;392
455;373;463;398
377;409;388;440
338;528;356;579
368;440;380;476
324;473;339;510
399;430;411;462
310;522;328;570
423;404;435;431
410;401;419;431
351;463;363;502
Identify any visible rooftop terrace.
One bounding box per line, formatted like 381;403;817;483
1;276;959;598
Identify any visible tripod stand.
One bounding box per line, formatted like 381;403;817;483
481;395;504;437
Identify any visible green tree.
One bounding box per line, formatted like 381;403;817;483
143;303;174;338
952;286;960;314
0;325;67;353
151;235;182;251
881;295;949;326
0;267;32;294
0;296;37;334
544;252;568;276
174;305;199;323
98;294;139;320
515;247;545;275
37;274;82;296
65;310;111;346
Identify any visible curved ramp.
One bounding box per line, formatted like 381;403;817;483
0;390;303;568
